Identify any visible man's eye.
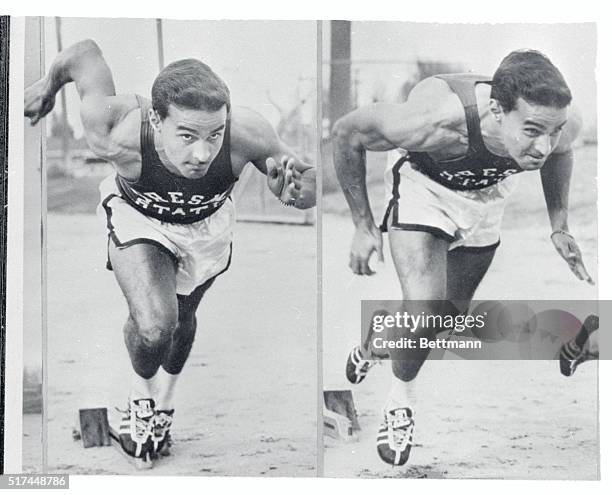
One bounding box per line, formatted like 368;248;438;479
524;129;540;137
180;135;195;142
209;132;221;141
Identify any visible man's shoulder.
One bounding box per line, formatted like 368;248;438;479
408;76;455;100
405;76;471;128
555;106;583;153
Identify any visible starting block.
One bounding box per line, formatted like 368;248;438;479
76;408;111;448
323;390;360;441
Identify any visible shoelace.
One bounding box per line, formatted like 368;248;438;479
116;405;155;441
354;349;381;372
151;414;173;440
388;412;414;447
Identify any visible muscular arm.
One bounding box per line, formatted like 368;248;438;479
47;39;115;100
332;79;456;230
25;39;138;164
331;79;458;275
540;108;582;232
25;39;116;124
540;149;572;232
231;106;315;209
540;109;593;283
331;106;396;230
232;107;311;173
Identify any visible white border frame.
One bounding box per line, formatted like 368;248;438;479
4;15;25;473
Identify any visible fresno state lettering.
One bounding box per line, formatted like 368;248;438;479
120;184;232;219
115;95;237;224
408;74;523;191
432;164;520;189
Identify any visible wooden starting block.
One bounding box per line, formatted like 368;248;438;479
78;408;111;448
323;390;360;441
323;409;354;440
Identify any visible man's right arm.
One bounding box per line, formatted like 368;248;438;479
331;87;447;275
332;104;400;231
25;39;116;124
24;39;135;163
332;104;406;275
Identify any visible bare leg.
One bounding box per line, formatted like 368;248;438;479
155;278;217;410
109;242;178;400
163;278;215;373
446;244;497;308
386;229;448;411
375;228;449;466
386;238;498;405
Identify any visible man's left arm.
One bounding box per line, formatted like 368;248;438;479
540;148;594;284
233;107;316;209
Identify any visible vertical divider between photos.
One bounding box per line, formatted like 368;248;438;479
24;16;46;474
315;19;324;478
39;17;48;475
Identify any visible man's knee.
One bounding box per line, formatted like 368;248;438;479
128;305;178;348
392;359;423;382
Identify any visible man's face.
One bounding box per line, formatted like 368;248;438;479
496;97;568;171
154;104;227;179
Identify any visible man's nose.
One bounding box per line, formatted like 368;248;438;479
191;141;211;163
532;134;552;157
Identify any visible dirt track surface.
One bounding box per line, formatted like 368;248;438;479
322;146;599;479
46;215;316;476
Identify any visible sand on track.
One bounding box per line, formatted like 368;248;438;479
45;215;316;476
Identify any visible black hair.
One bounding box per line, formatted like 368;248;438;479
151;59;230;119
491;50;572;112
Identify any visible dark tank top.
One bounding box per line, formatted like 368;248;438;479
407;74;523;190
115;95;237;224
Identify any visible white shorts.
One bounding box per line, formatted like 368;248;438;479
97;174;235;295
382;151;521;250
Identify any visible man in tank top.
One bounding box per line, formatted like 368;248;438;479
25;39;315;462
332;49;592;467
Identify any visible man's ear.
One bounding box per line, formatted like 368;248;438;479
489;99;503;122
148;108;162;131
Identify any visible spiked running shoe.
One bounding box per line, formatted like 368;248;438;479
151;409;174;456
559;314;599;377
559;341;588;377
346;345;380;385
377;407;415;466
117;398;156;459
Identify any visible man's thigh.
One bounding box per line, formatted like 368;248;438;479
177;276;217;322
109;242;178;321
387;228;449;300
446;244;498;307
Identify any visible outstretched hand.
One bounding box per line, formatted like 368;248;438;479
551;231;594;284
24;77;56;126
266;156;316;209
350;225;384;275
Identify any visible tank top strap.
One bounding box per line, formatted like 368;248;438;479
435;75;488;157
134;95;157;171
220;115;232;164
